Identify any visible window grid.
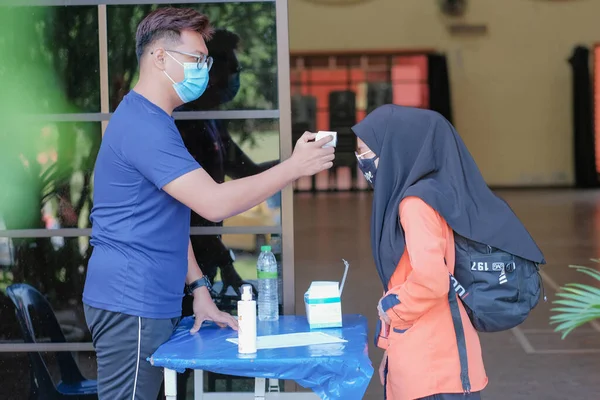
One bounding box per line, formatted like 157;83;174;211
0;0;292;360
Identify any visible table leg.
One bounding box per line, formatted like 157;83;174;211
194;369;204;400
255;377;266;400
164;368;177;400
268;379;280;393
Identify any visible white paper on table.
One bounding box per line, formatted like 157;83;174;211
226;331;347;350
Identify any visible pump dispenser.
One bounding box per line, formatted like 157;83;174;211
237;284;257;354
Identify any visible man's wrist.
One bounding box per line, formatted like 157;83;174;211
281;158;301;181
191;285;209;297
186;276;212;296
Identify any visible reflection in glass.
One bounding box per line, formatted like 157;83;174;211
0;235;94;398
107;3;277;111
0;110;99;359
181;233;284;316
0;353;32;399
177;29;280;314
47;6;101;113
0;6;100;114
0;351;97;399
180;119;280;189
2;282;97;398
209;236;283;306
180;114;281;309
0;122;101;233
0;236;92;339
179;118;281;228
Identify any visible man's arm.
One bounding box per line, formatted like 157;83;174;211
186;239;204;285
164;132;334;223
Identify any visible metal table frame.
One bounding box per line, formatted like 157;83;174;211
163;369;319;400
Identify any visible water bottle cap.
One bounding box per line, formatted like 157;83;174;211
241;284;253;301
261;245;271;252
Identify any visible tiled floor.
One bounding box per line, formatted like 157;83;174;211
293;189;600;400
2;189;598;399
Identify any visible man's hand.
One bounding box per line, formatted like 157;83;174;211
190;286;238;334
377;298;392;325
379;350;388;386
288;131;335;178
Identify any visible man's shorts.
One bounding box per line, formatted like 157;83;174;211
84;304;179;400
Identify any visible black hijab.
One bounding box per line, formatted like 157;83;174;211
352;105;546;290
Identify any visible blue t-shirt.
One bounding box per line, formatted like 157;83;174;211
83;91;201;319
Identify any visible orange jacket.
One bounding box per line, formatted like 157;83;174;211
376;197;488;400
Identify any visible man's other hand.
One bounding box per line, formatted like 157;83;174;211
190;286;238;334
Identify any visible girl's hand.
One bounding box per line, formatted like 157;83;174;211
377;298;392;325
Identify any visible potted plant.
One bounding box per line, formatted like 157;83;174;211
550;259;600;339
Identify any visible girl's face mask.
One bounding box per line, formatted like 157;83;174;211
356;149;378;188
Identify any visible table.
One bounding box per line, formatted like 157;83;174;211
149;315;373;400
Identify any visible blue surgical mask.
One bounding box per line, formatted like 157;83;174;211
164;52;209;103
219;72;241;104
356;150;378;188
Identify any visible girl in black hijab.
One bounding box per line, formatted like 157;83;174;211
352;105;545;400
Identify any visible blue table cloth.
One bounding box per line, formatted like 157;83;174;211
150;314;373;400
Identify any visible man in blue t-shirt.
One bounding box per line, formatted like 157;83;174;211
82;8;334;400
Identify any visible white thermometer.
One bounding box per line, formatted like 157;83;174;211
316;131;337;148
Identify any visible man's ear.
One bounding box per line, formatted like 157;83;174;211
150;48;167;71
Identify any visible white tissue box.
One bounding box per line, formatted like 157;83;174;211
304;281;342;329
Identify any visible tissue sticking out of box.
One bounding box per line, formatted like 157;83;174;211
340;259;349;298
304;259;349;329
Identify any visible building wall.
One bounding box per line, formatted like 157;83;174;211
288;0;599;186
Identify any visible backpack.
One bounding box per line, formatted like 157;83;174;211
451;232;544;332
446;232;544;393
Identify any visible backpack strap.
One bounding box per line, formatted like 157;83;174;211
448;276;472;394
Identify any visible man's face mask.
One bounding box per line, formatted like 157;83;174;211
219;72;241;104
356;150;378;188
163;51;212;103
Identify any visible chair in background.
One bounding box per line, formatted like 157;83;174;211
6;283;97;400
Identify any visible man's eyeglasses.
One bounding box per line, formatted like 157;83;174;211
165;49;213;71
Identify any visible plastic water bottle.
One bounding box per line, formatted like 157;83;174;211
270;234;284;305
257;245;279;321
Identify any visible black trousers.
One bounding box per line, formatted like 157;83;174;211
84;304;179;400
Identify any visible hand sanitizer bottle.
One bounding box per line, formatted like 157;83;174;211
237;284;257;354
